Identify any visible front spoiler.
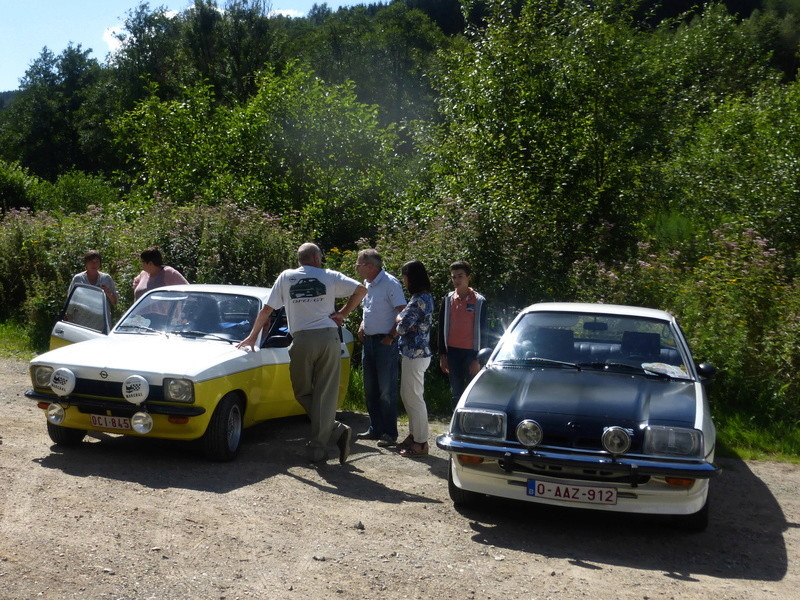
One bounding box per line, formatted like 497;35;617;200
436;434;719;479
25;389;206;417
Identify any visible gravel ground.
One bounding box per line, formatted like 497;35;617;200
0;356;798;600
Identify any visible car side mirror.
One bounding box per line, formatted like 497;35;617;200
477;347;493;366
696;362;717;380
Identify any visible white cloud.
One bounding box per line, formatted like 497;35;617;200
102;9;181;56
102;26;124;54
271;9;304;18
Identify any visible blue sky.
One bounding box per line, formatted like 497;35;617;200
0;1;362;92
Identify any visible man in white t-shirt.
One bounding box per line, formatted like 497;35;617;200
239;243;367;463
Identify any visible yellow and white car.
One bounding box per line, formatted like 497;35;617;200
26;284;354;461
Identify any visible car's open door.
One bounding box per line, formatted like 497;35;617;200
49;284;112;350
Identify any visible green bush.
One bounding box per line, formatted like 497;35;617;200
0;160;37;211
569;223;799;426
32;170;119;213
0;201;300;351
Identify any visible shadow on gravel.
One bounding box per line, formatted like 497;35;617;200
31;410;445;505
452;456;791;581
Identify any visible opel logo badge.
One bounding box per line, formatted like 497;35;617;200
100;370;108;379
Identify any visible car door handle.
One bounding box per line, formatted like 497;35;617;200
54;328;64;334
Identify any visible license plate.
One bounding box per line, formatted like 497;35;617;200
90;414;131;431
527;479;617;505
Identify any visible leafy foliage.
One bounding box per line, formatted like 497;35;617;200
4;0;800;437
0;202;298;349
114;62;400;248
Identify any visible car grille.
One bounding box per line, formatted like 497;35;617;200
74;378;165;402
500;458;651;486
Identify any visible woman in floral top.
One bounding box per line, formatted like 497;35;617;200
395;260;434;457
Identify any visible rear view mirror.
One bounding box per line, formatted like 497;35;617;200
477;347;493;366
696;363;717;380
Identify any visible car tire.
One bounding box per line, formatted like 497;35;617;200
46;421;87;446
202;392;243;461
676;498;710;532
448;460;484;508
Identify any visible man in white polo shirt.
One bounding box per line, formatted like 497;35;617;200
355;248;406;446
239;243;367;463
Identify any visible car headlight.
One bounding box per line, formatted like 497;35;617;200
516;419;543;448
46;403;66;424
131;412;154;434
50;368;76;397
164;378;194;403
644;426;703;458
454;408;506;441
31;365;54;388
602;426;632;455
122;375;149;405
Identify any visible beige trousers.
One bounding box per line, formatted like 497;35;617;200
400;355;431;443
289;327;345;461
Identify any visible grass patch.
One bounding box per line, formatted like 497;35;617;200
343;363;453;418
714;411;800;463
0;321;36;360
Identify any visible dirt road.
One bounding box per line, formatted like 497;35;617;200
0;356;797;599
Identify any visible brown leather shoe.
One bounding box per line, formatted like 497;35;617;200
400;441;428;457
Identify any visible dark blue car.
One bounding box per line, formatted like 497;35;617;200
437;302;719;531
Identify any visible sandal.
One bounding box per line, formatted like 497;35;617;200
397;435;414;451
400;441;428;457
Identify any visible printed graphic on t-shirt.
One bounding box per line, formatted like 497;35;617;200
289;277;326;299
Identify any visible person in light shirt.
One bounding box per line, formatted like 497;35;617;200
68;249;119;308
354;248;406;447
238;243;366;464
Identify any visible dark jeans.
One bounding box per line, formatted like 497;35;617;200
446;347;478;409
362;335;399;439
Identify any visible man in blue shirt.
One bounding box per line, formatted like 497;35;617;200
355;249;406;445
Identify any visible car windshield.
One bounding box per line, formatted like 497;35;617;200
493;311;690;379
116;291;260;342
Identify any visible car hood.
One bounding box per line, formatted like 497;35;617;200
32;334;247;380
464;365;699;429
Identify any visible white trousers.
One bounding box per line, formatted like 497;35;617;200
400;355;431;443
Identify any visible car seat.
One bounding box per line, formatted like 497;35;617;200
621;331;661;361
535;328;575;362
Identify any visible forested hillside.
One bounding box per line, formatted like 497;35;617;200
2;0;800;442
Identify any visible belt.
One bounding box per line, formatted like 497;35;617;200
367;333;391;338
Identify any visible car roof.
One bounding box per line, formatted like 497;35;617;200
522;302;676;323
145;283;272;302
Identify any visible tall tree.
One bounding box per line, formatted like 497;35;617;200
0;46;104;180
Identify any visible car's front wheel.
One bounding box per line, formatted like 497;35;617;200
448;460;484;508
202;392;243;461
46;421;87;446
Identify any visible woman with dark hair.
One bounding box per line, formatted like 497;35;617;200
133;246;188;301
394;260;434;457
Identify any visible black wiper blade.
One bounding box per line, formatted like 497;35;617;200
576;361;608;370
499;357;580;370
171;330;234;344
577;361;677;379
599;361;644;373
117;324;168;336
